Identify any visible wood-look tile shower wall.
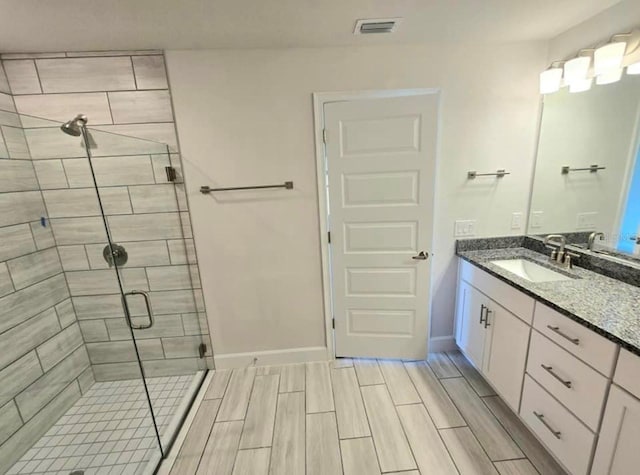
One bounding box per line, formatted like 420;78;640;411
0;51;213;383
0;62;92;474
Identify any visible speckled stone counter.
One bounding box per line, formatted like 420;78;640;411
456;247;640;355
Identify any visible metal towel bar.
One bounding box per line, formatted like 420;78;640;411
561;165;605;174
467;169;510;179
200;181;294;194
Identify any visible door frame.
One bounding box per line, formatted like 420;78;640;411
312;88;440;359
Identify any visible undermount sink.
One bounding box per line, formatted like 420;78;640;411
490;258;574;283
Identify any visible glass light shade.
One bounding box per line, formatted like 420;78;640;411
594;42;627;75
564;56;591;84
540;68;563;94
596;68;623;85
628;62;640;75
569;77;593;93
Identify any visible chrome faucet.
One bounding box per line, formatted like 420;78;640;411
544;234;566;262
587;232;605;250
544;234;579;268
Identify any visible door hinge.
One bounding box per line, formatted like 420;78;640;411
198;343;207;359
327;231;331;243
322;129;327;144
332;318;335;329
165;166;177;182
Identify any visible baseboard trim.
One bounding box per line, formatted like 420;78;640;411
429;335;457;353
214;346;329;369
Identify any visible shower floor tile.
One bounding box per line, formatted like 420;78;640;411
8;374;199;475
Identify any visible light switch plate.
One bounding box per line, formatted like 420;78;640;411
511;212;523;230
454;220;477;237
530;211;543;229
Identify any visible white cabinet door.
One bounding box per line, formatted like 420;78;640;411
483;304;530;411
592;385;640;475
456;280;488;368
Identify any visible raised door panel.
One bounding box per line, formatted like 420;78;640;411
592;385;640;475
483;304;530;411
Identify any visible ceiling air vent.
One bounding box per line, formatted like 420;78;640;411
354;18;401;35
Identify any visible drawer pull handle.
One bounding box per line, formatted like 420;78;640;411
484;309;492;328
534;411;562;439
480;304;486;324
547;325;580;345
541;364;572;388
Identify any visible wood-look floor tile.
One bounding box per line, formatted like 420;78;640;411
279;363;305;393
306;412;342;475
196;421;243;475
397;404;458;474
340;437;381;475
170;399;220;475
386;472;420;475
256;366;281;376
378;360;421;405
440;427;499;475
495;459;539;475
239;374;279;449
447;350;496;397
306;362;334;413
217;368;256;422
404;362;465;429
331;367;370;439
232;448;270;475
484;396;567;475
360;385;417;473
353;359;384;386
441;378;523;461
269;392;305;475
332;358;353;368
204;369;231;400
428;352;462;378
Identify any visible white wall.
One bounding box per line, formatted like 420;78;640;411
548;0;640;60
165;42;547;359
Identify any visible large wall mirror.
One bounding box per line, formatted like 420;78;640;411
528;73;640;258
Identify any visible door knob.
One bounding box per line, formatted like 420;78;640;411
412;251;429;260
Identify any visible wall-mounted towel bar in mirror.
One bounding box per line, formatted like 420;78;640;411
561;165;606;174
467;169;510;179
200;181;294;194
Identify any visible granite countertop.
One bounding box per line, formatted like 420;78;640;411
457;247;640;355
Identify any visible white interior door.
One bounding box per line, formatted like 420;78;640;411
324;93;439;359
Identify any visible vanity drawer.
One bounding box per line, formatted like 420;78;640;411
533;303;617;376
614;348;640;399
520;375;596;475
527;330;608;430
459;260;534;324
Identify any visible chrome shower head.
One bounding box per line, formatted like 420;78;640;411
60;114;88;136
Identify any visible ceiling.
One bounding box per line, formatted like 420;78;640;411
0;0;621;52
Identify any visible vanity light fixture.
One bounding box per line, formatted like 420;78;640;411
596;68;623;85
564;55;591;85
594;41;627;76
569;77;593;93
540;65;563;94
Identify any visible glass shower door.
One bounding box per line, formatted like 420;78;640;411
81;126;210;455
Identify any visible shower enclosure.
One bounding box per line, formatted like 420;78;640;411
0;106;212;475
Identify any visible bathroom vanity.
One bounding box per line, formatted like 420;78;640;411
455;240;640;475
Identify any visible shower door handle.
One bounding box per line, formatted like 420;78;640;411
122;290;154;330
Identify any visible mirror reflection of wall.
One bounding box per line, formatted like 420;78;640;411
528;74;640;256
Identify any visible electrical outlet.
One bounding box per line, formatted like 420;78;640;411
530;211;543;229
576;212;598;230
454;220;477;237
511;212;523;230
